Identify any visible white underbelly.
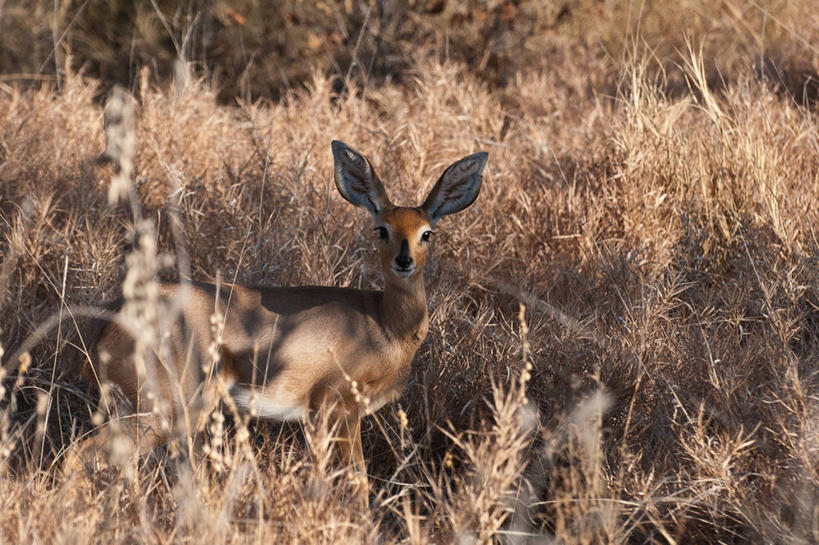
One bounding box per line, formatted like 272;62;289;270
228;384;307;421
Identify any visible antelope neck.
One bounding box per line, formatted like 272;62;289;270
379;271;428;340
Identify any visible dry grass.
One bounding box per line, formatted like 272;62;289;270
1;2;819;543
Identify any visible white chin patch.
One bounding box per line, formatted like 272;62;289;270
391;266;416;278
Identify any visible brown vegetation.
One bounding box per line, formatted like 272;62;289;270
1;1;818;543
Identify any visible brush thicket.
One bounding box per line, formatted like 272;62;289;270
1;2;818;542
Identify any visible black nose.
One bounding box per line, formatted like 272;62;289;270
395;255;413;269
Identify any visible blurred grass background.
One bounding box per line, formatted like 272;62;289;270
2;0;817;103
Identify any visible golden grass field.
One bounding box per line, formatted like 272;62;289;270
1;1;818;543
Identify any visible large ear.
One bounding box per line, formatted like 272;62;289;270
422;151;488;226
332;140;391;219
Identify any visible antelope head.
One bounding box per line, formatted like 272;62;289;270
331;140;488;281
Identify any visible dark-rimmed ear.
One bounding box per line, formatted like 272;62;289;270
332;140;391;219
422;151;488;226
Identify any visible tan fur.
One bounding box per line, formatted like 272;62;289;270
87;142;487;476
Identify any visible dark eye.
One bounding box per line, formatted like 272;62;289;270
377;226;389;241
421;230;432;242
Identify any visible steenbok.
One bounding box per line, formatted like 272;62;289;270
87;141;488;474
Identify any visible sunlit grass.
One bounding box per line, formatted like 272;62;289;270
1;3;818;542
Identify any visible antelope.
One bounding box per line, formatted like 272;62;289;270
87;141;488;474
